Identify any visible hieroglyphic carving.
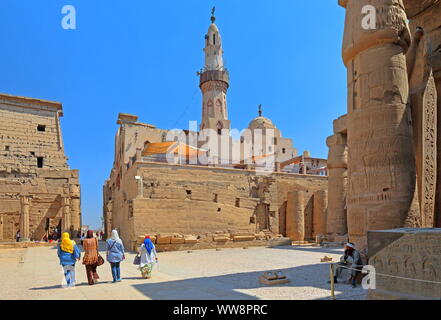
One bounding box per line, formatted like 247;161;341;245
368;230;441;299
408;28;438;227
421;77;437;226
341;0;415;251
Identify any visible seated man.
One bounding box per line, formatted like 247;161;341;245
329;242;363;288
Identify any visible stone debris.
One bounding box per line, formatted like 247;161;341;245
259;271;290;286
320;256;333;263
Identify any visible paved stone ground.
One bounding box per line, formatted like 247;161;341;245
0;244;367;300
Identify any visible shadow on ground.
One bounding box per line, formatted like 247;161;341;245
268;245;344;255
131;263;366;300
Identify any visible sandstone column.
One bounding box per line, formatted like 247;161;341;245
0;215;3;240
341;0;415;251
20;196;30;241
326;133;348;240
69;184;81;237
62;197;71;233
313;190;328;238
286;191;305;241
436;76;441;227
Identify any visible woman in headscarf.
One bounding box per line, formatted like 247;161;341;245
82;230;100;285
138;236;158;279
106;230;125;283
57;232;81;288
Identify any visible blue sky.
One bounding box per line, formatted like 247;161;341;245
0;1;347;229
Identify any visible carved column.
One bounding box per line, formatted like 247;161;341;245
286;191;305;241
436;75;441;227
326;133;348;240
69;184;81;237
313;190;328;238
20;196;30;241
407;30;438;227
341;0;415;251
0;214;4;240
62;197;71;233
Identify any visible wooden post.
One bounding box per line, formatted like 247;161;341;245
330;263;336;300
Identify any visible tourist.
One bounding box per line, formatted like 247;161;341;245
15;230;20;242
106;230;125;283
138;236;158;279
57;232;81;288
82;230;101;285
329;242;363;288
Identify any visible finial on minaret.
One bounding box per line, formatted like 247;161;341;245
211;6;216;23
258;104;262;117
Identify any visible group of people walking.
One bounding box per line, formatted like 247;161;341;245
57;230;158;288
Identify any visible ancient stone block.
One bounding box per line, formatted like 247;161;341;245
232;235;255;242
213;236;230;242
170;237;185;244
184;235;198;244
156;234;172;244
368;228;441;299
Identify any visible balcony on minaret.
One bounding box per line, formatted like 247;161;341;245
199;69;230;88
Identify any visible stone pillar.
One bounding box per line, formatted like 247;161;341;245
20;196;30;242
436;75;441;227
105;206;112;239
341;0;415;251
326;133;348;240
313;190;328;238
286;191;305;241
69;184;81;237
62;197;71;233
0;215;3;240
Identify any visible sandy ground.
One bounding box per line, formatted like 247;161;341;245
0;244;367;300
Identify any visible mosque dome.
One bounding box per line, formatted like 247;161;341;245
248;116;276;130
248;105;276;130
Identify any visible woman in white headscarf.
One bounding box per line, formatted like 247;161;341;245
106;230;125;283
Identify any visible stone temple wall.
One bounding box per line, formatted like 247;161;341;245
104;161;328;251
0;94;81;241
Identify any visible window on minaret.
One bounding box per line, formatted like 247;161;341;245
208;100;214;117
213;34;216;45
217;122;223;135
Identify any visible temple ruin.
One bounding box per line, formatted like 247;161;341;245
103;11;329;251
0;93;81;242
329;0;441;299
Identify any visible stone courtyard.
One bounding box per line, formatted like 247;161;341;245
0;244;365;300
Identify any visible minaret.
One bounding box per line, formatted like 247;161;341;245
200;7;230;133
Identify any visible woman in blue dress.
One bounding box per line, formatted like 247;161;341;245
106;230;125;283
